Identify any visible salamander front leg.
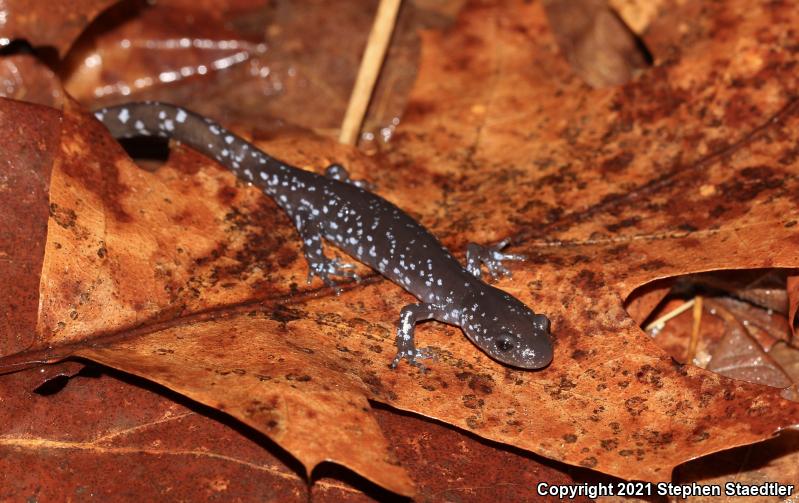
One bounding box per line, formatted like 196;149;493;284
324;164;374;190
466;238;526;281
390;303;447;370
294;209;360;289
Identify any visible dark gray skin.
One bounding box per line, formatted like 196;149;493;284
94;102;553;369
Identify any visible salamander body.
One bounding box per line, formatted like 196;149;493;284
95;102;553;369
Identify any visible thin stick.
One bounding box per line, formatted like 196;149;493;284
686;295;703;362
644;299;695;333
339;0;402;145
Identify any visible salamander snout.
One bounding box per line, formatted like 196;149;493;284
461;287;553;370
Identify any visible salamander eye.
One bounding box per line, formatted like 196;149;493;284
495;333;515;352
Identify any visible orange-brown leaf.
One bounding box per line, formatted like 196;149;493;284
0;0;117;55
5;0;799;492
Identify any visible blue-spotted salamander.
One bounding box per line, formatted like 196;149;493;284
94;102;553;369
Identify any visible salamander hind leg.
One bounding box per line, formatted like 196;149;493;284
390;303;447;370
324;164;374;190
294;208;360;290
466;238;526;280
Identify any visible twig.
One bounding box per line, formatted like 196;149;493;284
687;295;703;361
339;0;402;145
644;299;695;332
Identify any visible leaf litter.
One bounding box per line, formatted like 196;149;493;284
3;0;799;498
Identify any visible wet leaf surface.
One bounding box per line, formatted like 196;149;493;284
0;98;60;356
0;0;117;56
62;0;440;144
0;54;64;107
0;362;345;502
0;361;585;501
3;0;799;497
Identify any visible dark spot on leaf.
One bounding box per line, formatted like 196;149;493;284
573;269;605;291
606;216;641;233
643;430;673;448
285;374;312;382
49;203;77;229
271;305;303;324
601;151;634;174
571;349;589;360
217;185;238;204
462;394;484;409
625;396;648;416
635;364;664;389
641;259;668;271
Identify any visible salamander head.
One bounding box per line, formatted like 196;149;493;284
460;286;552;369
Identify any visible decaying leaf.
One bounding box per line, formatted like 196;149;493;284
0;54;64;107
63;4;268;105
0;0;117;56
636;273;799;409
62;0;431;139
674;431;799;502
380;0;799;479
543;0;650;88
4;0;799;496
0;362;348;501
704;299;792;388
788;274;799;339
0;361;584;501
0;98;60;357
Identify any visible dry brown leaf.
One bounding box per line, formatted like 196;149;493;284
0;0;117;56
624;278;671;326
0;98;60;357
684;270;789;314
705;300;792;389
382;0;799;481
0;54;64;107
0;362;352;501
62;1;434;139
673;431;799;502
543;0;650;88
709;296;790;350
5;0;799;495
63;4;268;106
606;0;668;35
0;361;583;502
788;275;799;341
643;292;797;398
